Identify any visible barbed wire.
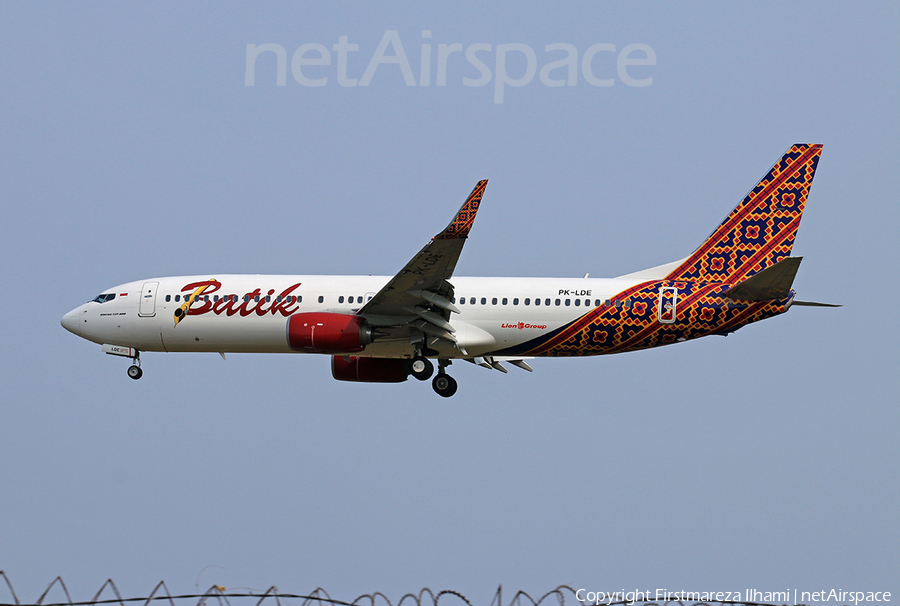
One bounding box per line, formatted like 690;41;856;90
0;574;791;606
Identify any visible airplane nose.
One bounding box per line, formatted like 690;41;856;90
61;308;82;335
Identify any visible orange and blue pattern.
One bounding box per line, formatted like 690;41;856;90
667;144;822;283
434;180;488;240
493;145;822;358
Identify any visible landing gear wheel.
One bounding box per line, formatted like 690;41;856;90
410;355;434;381
432;374;457;398
127;365;143;380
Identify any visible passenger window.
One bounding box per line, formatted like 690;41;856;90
555;299;561;306
513;298;518;305
585;299;591;306
574;299;580;306
492;298;497;305
339;296;344;303
470;297;475;305
535;298;541;306
459;297;465;305
318;295;324;303
545;299;551;306
175;295;181;302
524;298;530;305
502;298;508;305
565;299;571;306
165;295;171;302
481;297;486;305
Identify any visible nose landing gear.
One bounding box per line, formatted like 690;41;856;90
126;351;142;380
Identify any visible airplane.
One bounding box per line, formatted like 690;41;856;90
62;144;836;397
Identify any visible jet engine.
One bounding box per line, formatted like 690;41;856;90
331;356;410;383
287;312;374;354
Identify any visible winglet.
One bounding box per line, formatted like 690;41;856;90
434;180;488;240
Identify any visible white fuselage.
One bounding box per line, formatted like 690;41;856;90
61;274;647;359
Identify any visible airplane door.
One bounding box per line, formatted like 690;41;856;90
657;286;678;324
139;281;159;317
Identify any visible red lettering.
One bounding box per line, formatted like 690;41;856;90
183;280;221;315
238;289;263;316
255;289;277;316
223;294;243;317
180;282;303;318
270;284;302;316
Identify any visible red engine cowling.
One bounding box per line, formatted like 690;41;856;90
287;312;374;354
331;356;409;383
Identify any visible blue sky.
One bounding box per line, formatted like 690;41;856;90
1;2;897;603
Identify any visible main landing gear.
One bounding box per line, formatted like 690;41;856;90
431;358;457;398
409;354;434;381
410;353;457;397
432;373;457;398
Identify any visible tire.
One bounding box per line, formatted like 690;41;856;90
432;374;457;398
410;356;434;381
127;365;143;380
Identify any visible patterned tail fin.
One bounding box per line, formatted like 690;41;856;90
666;144;823;283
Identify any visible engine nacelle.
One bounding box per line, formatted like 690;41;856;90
331;356;410;383
287;312;374;354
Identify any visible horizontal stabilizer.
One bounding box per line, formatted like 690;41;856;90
724;257;802;301
792;300;842;307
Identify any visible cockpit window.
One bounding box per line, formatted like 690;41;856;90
90;293;116;304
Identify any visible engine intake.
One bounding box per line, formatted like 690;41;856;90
332;356;410;383
287;312;373;354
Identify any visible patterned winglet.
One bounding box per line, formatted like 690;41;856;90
434;180;488;240
666;144;823;283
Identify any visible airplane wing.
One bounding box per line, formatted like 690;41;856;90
358;180;487;340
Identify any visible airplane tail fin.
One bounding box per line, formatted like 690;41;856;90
666;144;823;284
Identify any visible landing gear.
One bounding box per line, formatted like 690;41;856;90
409;354;434;381
126;351;142;380
432;373;457;398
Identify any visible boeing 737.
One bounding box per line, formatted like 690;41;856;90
62;144;835;397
